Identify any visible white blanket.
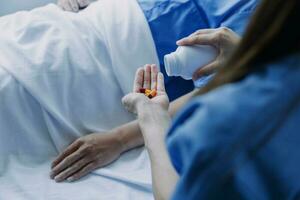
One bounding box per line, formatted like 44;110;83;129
0;0;159;199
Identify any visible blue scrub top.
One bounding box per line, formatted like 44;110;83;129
138;0;258;101
167;54;300;199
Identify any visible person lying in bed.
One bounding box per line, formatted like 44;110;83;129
50;0;258;182
122;0;300;199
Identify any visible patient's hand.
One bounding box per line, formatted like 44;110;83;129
50;132;124;182
177;27;240;80
122;64;169;114
57;0;90;12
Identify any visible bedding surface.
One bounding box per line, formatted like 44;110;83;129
0;0;158;199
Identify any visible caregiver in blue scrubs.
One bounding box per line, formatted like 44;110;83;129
122;0;300;199
51;0;258;182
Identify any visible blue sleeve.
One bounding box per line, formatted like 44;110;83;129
166;88;265;200
166;56;300;200
166;70;270;199
166;94;247;200
167;89;243;175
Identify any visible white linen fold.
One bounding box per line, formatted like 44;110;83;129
0;0;159;199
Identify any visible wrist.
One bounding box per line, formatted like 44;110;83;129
137;104;171;142
110;129;128;153
137;102;168;119
111;121;144;153
136;101;149;114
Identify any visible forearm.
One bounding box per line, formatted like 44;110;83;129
113;107;179;200
168;89;198;117
114;120;144;152
138;104;178;200
116;89;198;152
148;143;179;200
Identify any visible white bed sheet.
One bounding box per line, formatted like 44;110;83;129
0;0;159;199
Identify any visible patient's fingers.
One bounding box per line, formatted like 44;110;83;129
133;68;144;92
51;140;81;169
151;64;158;90
50;147;86;179
157;72;165;92
67;162;96;182
63;1;73;11
53;158;91;182
143;64;151;89
78;0;90;8
69;0;79;12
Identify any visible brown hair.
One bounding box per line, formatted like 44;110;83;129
197;0;300;95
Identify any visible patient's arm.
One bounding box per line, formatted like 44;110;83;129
118;89;197;151
50;88;197;182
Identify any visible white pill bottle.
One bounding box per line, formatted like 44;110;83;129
164;45;218;80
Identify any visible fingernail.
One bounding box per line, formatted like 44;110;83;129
50;171;56;178
67;177;74;182
176;38;185;45
54;176;61;182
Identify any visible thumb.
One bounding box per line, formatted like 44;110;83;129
122;94;141;114
122;95;132;111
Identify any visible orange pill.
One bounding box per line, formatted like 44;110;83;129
147;90;157;99
139;88;157;99
150;90;157;97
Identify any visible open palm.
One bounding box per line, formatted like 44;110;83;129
122;64;169;114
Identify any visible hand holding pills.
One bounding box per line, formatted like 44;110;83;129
122;64;169;114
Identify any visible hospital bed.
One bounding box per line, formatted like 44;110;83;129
0;0;158;199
